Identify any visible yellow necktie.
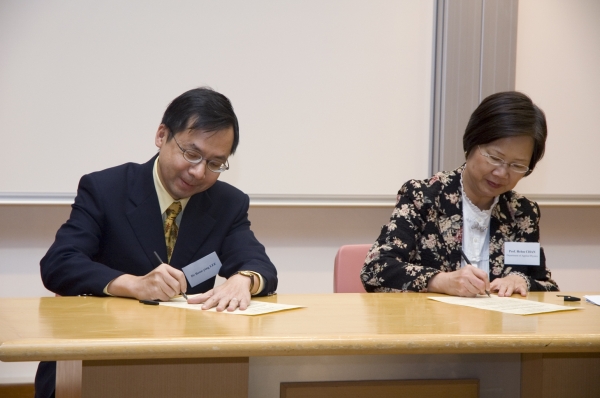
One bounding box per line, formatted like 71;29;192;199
164;201;182;263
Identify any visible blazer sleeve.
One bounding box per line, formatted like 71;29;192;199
360;180;445;292
40;174;126;296
217;193;278;296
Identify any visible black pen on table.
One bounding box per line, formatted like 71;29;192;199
460;249;491;297
153;251;188;300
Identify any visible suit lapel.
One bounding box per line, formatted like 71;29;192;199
170;190;217;268
126;156;166;272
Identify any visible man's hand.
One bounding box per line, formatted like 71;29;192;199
187;274;252;311
107;263;187;301
490;274;527;297
427;266;490;297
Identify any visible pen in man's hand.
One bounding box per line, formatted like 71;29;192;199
460;249;491;297
153;251;188;300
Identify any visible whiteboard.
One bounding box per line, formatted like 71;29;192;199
0;0;434;200
515;0;600;197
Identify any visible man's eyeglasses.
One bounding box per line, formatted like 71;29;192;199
172;134;229;173
478;146;529;174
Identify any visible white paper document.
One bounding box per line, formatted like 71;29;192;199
428;295;581;315
159;299;304;316
584;295;600;306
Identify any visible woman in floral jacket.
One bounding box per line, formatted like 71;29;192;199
361;92;559;297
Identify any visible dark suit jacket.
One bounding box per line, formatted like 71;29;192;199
35;156;277;398
40;155;277;296
361;165;558;293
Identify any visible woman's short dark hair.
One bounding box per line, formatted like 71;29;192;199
161;87;240;154
463;91;547;176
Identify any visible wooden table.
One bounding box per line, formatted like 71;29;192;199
1;293;599;398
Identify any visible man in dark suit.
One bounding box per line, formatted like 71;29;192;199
35;87;278;398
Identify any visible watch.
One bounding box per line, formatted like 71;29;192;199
236;270;255;293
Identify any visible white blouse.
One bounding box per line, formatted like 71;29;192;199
460;177;499;274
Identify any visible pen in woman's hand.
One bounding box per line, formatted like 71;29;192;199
460;249;491;297
153;251;188;300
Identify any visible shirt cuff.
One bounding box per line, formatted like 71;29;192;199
103;280;116;296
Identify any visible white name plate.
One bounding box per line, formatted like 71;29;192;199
182;251;222;287
504;242;540;266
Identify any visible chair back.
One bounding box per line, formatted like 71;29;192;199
333;244;371;293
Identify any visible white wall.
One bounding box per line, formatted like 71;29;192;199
515;0;600;196
0;0;434;199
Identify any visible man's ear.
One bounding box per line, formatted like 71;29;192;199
155;124;169;148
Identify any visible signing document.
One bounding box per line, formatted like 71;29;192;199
429;295;581;315
159;296;303;316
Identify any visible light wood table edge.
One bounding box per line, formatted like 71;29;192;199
2;334;599;362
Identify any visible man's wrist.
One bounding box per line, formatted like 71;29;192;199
235;271;262;295
106;274;136;298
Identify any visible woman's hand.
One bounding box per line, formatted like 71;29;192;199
428;266;490;297
490;274;527;297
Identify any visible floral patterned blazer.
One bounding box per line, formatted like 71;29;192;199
360;166;559;293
